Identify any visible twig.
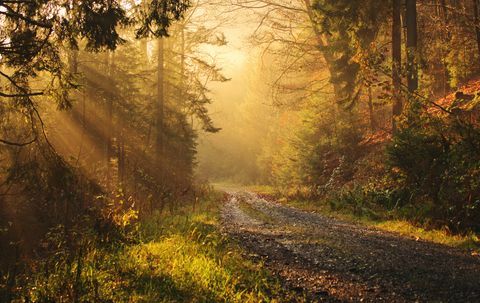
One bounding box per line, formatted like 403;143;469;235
0;136;37;146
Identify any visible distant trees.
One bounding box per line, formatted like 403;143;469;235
156;38;166;184
0;0;188;111
0;0;191;224
215;0;480;197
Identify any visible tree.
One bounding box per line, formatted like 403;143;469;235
0;1;192;276
156;38;165;181
406;0;418;96
473;0;480;58
392;0;403;132
0;0;189;146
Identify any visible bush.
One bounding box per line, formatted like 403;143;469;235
387;113;480;232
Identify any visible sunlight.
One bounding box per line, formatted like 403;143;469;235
2;1;480;302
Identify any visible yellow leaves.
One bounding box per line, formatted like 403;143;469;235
120;209;139;228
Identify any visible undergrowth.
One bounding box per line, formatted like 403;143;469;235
249;185;480;253
3;190;288;302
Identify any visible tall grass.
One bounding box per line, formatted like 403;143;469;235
9;190;292;302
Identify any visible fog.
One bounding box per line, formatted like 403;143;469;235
196;15;269;184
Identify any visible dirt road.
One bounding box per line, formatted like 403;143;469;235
221;190;480;302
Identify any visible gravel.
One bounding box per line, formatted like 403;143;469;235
221;190;480;303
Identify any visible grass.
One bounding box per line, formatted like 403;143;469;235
21;183;476;301
374;220;479;251
238;200;277;225
17;190;295;302
248;185;480;254
123;196;287;303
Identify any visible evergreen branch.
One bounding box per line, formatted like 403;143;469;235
0;3;53;28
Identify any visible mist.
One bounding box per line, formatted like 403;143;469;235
2;0;480;301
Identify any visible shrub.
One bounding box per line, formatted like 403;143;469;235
387;112;480;232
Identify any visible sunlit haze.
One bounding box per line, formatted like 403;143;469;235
2;1;480;301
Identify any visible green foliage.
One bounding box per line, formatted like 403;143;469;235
263;95;365;193
136;0;190;38
313;0;388;108
0;0;189;111
0;184;140;302
388;111;480;232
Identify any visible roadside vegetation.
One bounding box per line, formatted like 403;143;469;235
248;185;480;253
2;189;291;302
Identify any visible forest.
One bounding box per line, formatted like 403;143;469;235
1;0;480;302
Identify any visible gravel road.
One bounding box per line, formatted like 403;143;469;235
221;190;480;302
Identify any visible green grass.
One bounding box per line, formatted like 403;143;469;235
121;197;289;302
246;185;278;196
374;220;480;251
247;185;480;254
238;201;277;225
20;191;293;303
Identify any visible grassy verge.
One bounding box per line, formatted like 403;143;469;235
238;200;277;225
123;192;289;302
17;190;293;302
248;185;480;254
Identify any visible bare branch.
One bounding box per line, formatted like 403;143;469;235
0;136;37;147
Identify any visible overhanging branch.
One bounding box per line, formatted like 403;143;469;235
0;136;37;147
0;91;44;98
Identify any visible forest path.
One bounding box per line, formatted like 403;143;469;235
221;190;480;303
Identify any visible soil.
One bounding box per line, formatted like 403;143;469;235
221;190;480;303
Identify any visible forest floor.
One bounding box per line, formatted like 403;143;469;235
221;189;480;303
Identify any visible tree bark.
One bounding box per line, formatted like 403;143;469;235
105;51;114;192
368;86;376;131
303;0;343;101
69;50;78;74
473;0;480;59
440;0;448;21
392;0;403;132
406;0;418;96
156;38;165;176
181;24;186;99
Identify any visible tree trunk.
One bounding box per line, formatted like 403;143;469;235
368;86;376;131
303;0;343;102
181;24;186;100
440;0;448;21
392;0;403;132
156;38;165;177
69;50;78;74
406;0;418;96
473;0;480;59
105;51;113;193
440;0;449;97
